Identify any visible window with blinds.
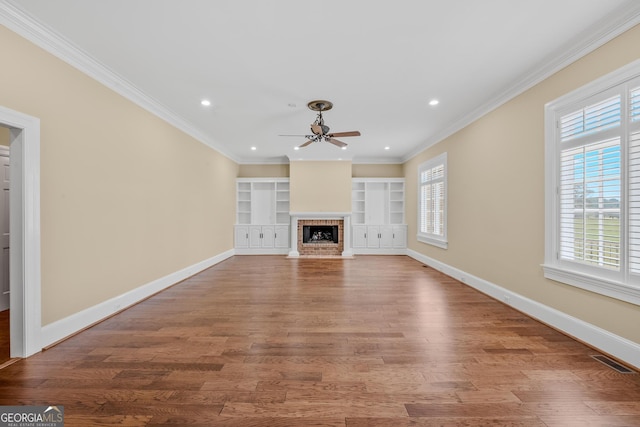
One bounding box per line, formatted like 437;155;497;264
417;153;447;248
545;61;640;306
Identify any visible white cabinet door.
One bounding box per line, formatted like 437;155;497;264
392;225;407;248
367;226;381;248
261;225;275;248
352;225;367;248
274;225;289;248
249;226;263;248
379;225;394;249
234;226;249;249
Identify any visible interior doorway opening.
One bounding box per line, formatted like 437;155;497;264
0;106;42;361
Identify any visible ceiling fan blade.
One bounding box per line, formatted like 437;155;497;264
298;140;315;148
280;134;314;138
327;131;361;138
327;138;347;148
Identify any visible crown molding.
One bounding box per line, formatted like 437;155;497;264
402;0;640;163
0;1;240;163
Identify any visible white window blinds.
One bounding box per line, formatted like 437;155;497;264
418;153;447;248
545;65;640;305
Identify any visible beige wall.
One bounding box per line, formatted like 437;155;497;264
0;127;9;146
238;163;289;178
0;26;238;325
238;162;402;179
404;24;640;344
352;163;403;178
289;161;352;212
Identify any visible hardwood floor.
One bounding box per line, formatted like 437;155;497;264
0;255;639;426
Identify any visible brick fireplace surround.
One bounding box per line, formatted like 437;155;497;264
288;213;353;258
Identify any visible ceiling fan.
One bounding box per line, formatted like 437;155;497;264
281;100;361;148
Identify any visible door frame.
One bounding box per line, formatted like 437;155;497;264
0;145;9;312
0;105;41;358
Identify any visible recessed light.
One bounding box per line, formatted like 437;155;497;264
294;146;300;150
429;99;439;106
341;146;347;150
201;99;211;106
384;146;390;150
251;146;257;151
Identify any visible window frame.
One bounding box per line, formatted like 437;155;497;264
544;58;640;306
417;152;448;249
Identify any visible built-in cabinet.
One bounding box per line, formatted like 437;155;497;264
351;178;407;254
235;178;290;254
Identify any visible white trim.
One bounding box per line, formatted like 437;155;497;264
0;2;238;164
0;105;42;358
542;264;640;307
544;59;640;305
40;250;234;349
407;249;640;371
416;234;448;249
289;212;352;219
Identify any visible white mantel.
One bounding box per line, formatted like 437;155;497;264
288;212;352;257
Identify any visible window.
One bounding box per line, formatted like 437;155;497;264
418;152;447;248
544;59;640;306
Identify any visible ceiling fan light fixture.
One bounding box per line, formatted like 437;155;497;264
280;100;361;149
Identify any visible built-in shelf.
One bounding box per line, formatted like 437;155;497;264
235;178;290;254
351;178;405;226
351;178;406;254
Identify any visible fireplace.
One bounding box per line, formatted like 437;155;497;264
288;213;353;258
303;225;339;244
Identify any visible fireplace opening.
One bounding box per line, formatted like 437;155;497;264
303;225;339;244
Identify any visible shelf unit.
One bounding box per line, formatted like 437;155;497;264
235;178;290;254
275;181;290;225
351;178;405;225
237;181;252;225
351;178;406;254
236;178;290;225
389;181;405;225
351;181;366;225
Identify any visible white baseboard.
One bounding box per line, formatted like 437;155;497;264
41;249;234;349
407;249;640;371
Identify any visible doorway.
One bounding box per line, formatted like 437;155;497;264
0;141;9;364
0;105;41;361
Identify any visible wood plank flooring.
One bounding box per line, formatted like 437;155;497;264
0;255;639;426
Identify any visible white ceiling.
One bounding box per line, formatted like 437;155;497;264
3;1;640;164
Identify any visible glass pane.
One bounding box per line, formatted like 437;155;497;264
559;138;620;269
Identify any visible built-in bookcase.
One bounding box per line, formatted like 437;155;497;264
235;178;290;254
351;178;405;225
351;178;406;254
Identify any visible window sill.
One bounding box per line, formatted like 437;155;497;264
417;234;448;249
542;264;640;306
